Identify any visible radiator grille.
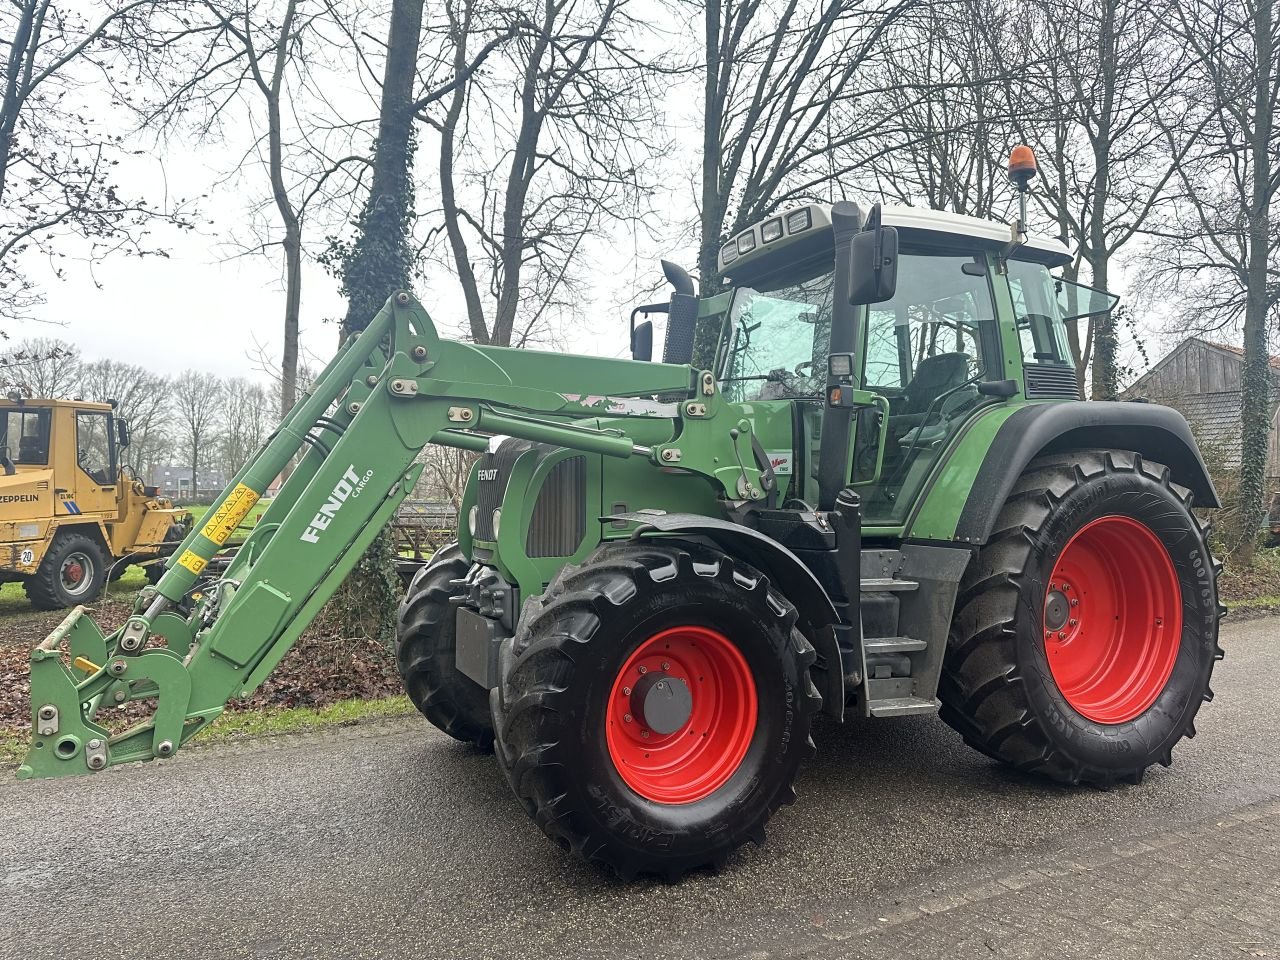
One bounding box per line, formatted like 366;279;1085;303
473;439;534;541
526;456;587;558
1024;363;1080;399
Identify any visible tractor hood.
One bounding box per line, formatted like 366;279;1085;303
0;468;54;526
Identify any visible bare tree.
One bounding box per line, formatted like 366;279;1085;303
141;0;372;420
0;337;80;396
426;0;661;347
171;370;225;501
978;0;1205;395
220;377;273;475
1142;0;1279;557
0;0;194;321
697;0;915;292
78;358;172;474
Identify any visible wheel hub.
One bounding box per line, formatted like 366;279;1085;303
630;672;693;735
1044;587;1071;632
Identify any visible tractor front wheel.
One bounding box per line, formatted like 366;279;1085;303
939;449;1223;787
396;544;494;749
24;531;109;610
492;540;820;880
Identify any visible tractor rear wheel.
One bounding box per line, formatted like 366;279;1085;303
492;540;821;880
939;449;1223;787
395;543;494;749
24;531;109;610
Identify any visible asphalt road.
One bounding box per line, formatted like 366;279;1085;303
4;617;1279;960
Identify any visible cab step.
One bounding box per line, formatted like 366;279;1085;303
868;696;940;718
861;578;918;592
862;636;927;654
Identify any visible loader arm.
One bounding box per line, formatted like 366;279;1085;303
19;292;773;780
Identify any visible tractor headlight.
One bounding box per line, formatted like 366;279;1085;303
491;509;502;540
736;231;756;255
468;505;478;536
761;218;783;243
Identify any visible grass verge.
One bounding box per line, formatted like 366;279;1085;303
0;694;417;770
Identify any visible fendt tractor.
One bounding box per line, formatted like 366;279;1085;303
1;397;189;609
21;148;1223;881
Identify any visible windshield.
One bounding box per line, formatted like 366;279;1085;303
720;273;834;402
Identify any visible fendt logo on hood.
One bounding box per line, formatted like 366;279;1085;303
478;468;499;481
300;465;372;544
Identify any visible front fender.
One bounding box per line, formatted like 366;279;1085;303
613;511;844;721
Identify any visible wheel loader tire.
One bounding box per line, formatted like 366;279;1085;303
939;449;1224;787
492;540;821;881
24;531;109;611
395;543;494;750
145;524;187;585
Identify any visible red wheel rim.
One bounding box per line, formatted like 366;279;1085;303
605;625;757;804
1043;515;1182;724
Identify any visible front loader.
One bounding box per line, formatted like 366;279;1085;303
21;148;1225;881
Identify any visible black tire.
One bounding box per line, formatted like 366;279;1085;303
145;523;187;585
939;449;1224;787
492;540;821;881
395;543;494;749
24;531;109;610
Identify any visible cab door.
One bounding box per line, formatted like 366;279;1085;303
72;409;119;517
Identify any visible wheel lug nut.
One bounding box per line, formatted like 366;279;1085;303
1069;619;1078;627
637;665;647;674
640;730;650;739
1058;631;1067;640
623;713;632;723
1070;598;1079;607
661;661;670;671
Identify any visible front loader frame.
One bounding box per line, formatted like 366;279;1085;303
20;292;786;779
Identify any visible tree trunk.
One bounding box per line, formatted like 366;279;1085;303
1088;0;1118;401
339;0;425;337
1234;0;1276;563
697;0;726;296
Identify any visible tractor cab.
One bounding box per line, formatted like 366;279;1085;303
700;201;1116;528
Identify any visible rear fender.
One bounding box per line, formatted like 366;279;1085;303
955;401;1219;543
612;511;844;721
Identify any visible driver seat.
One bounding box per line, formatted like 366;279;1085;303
901;352;970;416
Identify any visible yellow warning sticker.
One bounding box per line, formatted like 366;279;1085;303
176;550;207;575
200;483;261;546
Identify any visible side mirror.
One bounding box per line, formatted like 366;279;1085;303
116;417;131;449
848;207;898;305
631;319;653;362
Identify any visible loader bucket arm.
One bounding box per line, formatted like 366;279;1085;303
18;292;768;780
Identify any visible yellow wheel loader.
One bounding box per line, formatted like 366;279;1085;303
0;397;190;609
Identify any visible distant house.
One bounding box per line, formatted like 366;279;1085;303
1123;337;1280;479
147;464;231;502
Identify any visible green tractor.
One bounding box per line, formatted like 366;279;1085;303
21;150;1223;881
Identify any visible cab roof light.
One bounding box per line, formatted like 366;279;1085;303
761;218;783;243
785;209;812;234
736;231;757;255
721;241;739;265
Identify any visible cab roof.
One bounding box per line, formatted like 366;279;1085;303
719;202;1073;284
0;397;113;412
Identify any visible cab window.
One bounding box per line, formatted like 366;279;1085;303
859;249;997;524
721;273;833;403
1;408;51;465
76;411;115;485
